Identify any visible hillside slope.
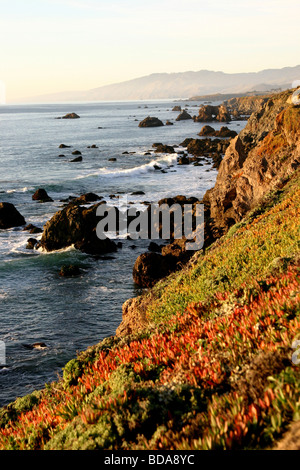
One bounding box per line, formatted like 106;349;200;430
0;90;299;450
14;65;300;103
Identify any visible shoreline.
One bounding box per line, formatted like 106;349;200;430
0;100;227;407
1;90;299;449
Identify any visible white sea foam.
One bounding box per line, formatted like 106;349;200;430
6;186;33;194
36;244;76;254
75;153;179;180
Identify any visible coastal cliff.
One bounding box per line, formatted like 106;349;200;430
203;89;300;239
0;89;299;450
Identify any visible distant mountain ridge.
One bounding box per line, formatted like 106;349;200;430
13;65;300;103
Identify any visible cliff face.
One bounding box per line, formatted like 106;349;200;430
203;89;300;239
224;95;270;116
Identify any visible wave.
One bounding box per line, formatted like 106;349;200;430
36;244;76;255
75;153;179;180
5;186;34;194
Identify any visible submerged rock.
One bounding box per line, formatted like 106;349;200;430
0;202;26;229
22;343;48;350
23;224;43;234
131;191;145;196
56;113;80;119
59;265;82;277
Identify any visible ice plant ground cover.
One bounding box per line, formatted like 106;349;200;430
0;169;299;450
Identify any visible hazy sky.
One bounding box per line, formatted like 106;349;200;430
1;0;299;101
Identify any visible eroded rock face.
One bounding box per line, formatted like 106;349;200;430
116;296;149;337
224;95;270;118
203;90;300;240
0;202;26;229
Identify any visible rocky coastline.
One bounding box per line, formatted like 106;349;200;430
1;89;299;450
2;89;299;307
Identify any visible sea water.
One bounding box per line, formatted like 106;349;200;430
0;99;244;406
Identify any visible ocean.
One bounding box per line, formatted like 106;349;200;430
0;99;244;407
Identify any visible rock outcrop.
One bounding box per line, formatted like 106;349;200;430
133;252;171;288
0;202;26;229
194;104;231;123
198;125;215;136
176;110;192;121
72;193;102;205
131;196;202;287
32;189;53;202
138;117;164;128
152;143;175;154
185;138;230;168
199;125;237;138
224;95;270;119
40;203;117;255
26;238;38;250
115;296;149;336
